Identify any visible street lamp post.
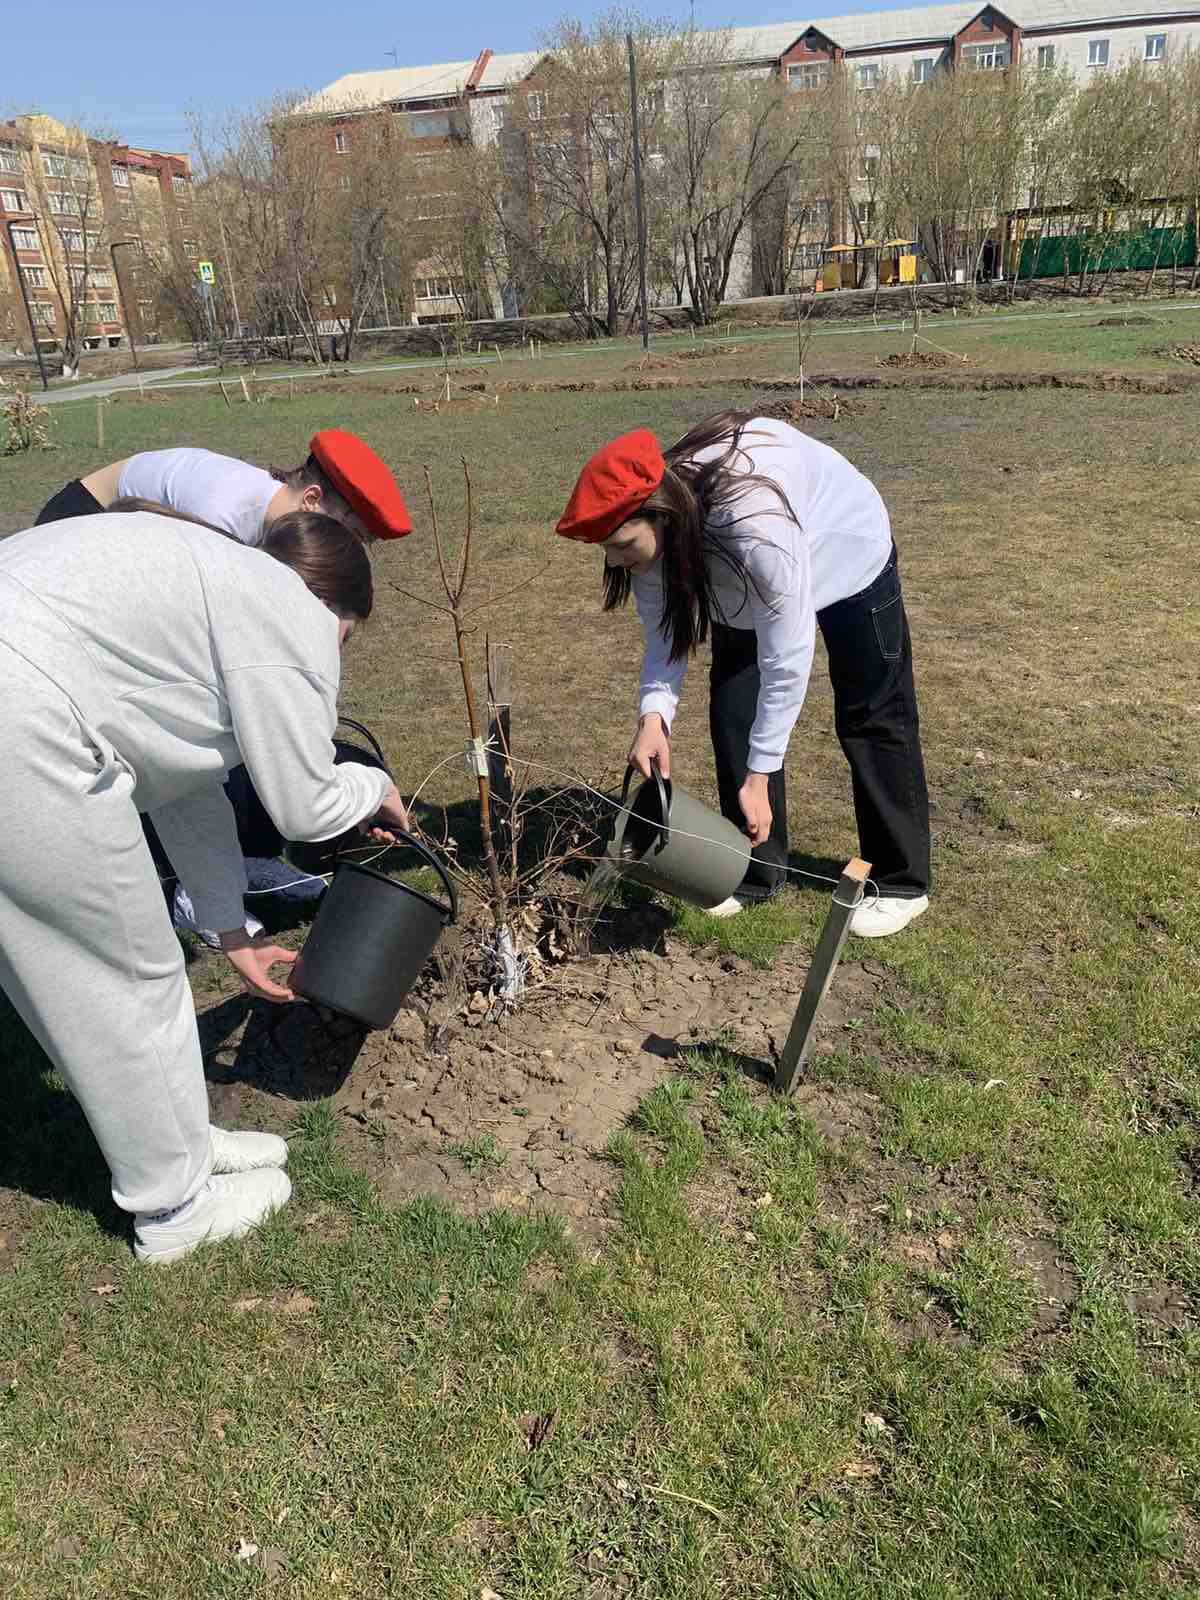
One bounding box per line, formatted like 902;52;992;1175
4;219;50;391
109;240;140;371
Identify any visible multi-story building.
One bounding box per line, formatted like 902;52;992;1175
296;0;1200;317
0;113;196;363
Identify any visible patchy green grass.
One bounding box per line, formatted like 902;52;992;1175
2;320;1200;1595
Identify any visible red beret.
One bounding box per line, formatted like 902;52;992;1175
556;429;664;544
309;429;412;541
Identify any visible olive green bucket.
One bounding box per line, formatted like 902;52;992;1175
607;760;751;908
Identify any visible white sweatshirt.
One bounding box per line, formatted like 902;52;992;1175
118;448;277;544
632;417;892;773
0;512;391;932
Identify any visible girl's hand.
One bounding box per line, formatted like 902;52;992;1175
360;783;410;846
738;772;773;847
219;930;296;1003
629;714;671;780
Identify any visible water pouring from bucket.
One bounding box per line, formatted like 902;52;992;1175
607;758;750;910
290;830;457;1031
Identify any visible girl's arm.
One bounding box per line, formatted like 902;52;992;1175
222;662;393;844
631;567;687;771
741;523;816;775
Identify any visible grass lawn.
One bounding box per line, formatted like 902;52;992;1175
1;327;1198;1597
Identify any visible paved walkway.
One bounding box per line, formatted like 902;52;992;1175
38;363;214;406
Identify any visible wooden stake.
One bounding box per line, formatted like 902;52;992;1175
95;397;104;450
239;376;251;403
775;858;871;1094
288;375;295;402
486;638;514;867
218;381;232;408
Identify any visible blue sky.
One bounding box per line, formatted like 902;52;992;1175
6;0;877;157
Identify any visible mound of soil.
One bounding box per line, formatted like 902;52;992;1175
622;357;679;372
878;350;962;370
1148;343;1200;365
677;343;744;361
197;906;913;1241
1092;315;1158;327
763;393;857;424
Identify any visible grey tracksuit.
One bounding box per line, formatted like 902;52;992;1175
0;512;391;1215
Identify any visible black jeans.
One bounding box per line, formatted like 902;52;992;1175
35;480;104;524
710;547;931;900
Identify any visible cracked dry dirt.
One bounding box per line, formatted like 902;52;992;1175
196;901;907;1242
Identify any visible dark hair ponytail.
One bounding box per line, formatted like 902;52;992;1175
259;511;373;621
601;410;799;663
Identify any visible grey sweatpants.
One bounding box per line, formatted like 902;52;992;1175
0;644;213;1215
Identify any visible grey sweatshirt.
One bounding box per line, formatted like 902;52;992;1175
0;511;391;931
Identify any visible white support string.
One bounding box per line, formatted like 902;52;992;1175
217;742;880;909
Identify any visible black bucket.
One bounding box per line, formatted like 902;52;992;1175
290;832;457;1030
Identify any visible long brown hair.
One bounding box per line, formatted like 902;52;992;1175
108;499;372;622
259;512;373;621
601;410;799;662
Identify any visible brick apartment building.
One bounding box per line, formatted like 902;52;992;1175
296;0;1200;317
0;113;198;361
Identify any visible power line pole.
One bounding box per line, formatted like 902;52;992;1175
627;32;650;352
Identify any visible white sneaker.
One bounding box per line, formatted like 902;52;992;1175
173;885;264;951
210;1125;288;1174
851;894;929;939
706;895;744;919
134;1169;291;1265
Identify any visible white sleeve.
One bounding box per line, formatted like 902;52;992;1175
740;526;815;774
148;785;247;934
632;566;687;730
222;664;392;844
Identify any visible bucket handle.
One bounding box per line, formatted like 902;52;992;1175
365;828;458;924
618;758;672;855
337;716;387;769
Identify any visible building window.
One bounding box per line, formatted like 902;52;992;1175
485;101;508;132
0;146;22;176
788;62;829;89
527;90;546;120
182;239;199;257
962;41;1009;70
334;131;348;153
172;173;188;193
322;288;336;308
1145;33;1165;59
42;153;69;178
409;111;451;139
859;154;880;180
111;163;130;187
795;242;824;269
857;201;876;229
48;191;79;216
31;301;55;325
74;266;110;288
11;226;39;250
912;58;934;83
414;275;462;300
856;62;880;88
1088;38;1109;65
1037;43;1056;68
97;301;117;321
21;265;47;288
1;187;29;212
339;174;351;189
70;157;89;180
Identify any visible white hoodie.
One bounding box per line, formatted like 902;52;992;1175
0;511;390;931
